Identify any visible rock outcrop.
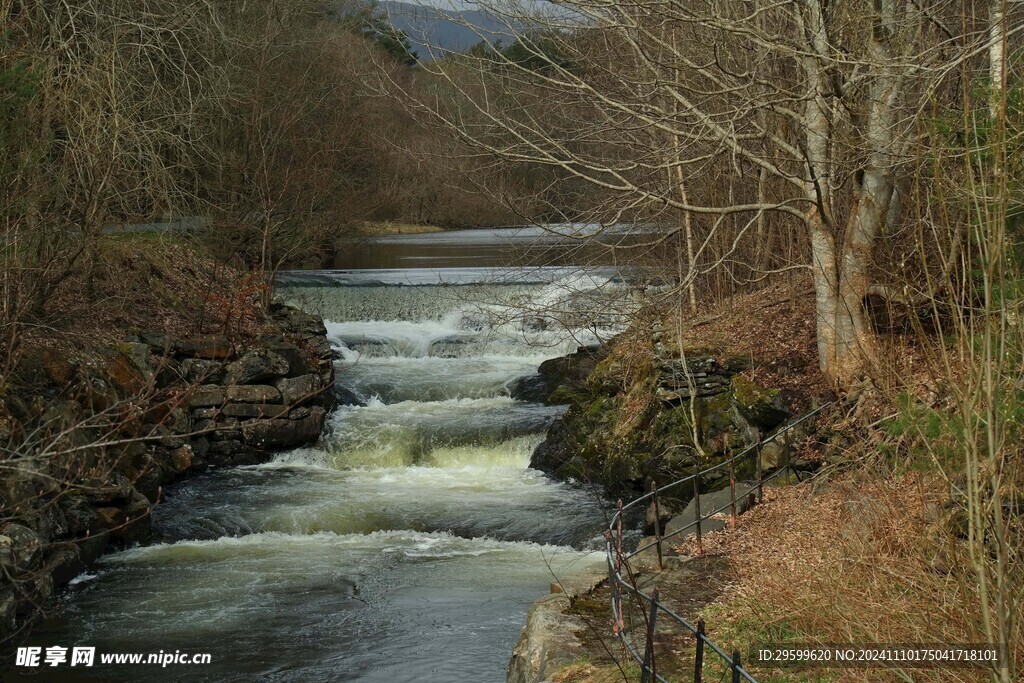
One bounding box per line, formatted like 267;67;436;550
527;339;793;499
0;302;335;639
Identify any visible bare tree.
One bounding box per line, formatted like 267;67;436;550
386;0;1021;390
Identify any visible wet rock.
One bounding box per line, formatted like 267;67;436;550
535;344;607;405
529;418;574;475
241;407;326;450
506;374;548;403
507;594;587;683
334;385;365;407
47;544;85;586
224;349;290;386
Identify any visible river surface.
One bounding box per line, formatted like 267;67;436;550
24;227;643;682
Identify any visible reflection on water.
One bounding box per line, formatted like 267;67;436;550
333;223;664;270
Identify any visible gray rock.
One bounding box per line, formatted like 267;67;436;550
759;440;789;471
261;342;315;377
506;594;586;683
177;335;233;360
0;588;16;635
179;358;225;384
59;497;101;536
2;523;42;570
506;374;549;403
47;544;84;587
224;349;290;385
225;385;281;404
189;386;225;408
275;374;321;406
220;403;289;419
663;481;760;541
529;418;573;475
78;473;133;505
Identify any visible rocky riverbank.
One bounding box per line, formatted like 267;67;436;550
0;302;335;640
515;327;823;507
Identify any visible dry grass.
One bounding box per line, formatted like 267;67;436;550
678;473;1016;683
662;277;832;412
23;234;271;358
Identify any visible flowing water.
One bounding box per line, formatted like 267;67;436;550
24;229;644;682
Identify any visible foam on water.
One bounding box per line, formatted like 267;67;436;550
33;261;627;683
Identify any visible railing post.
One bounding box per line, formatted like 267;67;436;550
614;500;625;632
693;618;705;683
605;529;620;635
640;588;659;683
650;480;664;570
728;456;737;529
755;440;764;504
692;471;703;555
731;650;742;683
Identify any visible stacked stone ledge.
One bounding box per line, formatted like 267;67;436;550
0;302;336;638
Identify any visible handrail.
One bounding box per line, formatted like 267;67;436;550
604;402;833;683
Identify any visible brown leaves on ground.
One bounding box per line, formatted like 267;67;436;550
30;237;273;355
676;473;1003;683
661;277;831;412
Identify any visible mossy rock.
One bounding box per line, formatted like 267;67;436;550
731;375;789;431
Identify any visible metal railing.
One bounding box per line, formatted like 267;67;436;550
604;403;833;683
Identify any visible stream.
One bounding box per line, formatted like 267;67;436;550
25;227;643;682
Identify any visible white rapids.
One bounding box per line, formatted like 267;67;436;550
28;264;638;682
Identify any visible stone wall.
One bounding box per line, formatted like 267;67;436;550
0;302;335;639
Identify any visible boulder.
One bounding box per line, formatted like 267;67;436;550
529;418;574;475
224;349;290;386
535;344;607;404
167;445;194;474
47;543;85;587
78;473;134;505
663;482;759;540
59;497;101;536
732;376;790;431
759;440;789;471
507;594;586;683
506;374;549;403
262;341;316;377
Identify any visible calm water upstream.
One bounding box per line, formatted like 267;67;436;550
22;227;644;682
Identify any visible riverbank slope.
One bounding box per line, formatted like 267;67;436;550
0;236;335;641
